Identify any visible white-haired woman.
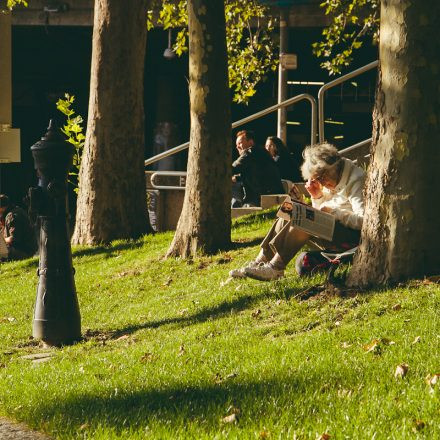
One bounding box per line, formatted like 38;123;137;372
230;142;366;281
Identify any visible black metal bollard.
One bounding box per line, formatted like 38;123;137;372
29;120;81;346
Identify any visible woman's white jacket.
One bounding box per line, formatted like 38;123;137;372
311;158;366;230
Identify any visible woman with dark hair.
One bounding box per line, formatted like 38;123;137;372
264;136;301;182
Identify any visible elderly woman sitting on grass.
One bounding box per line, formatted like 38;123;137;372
229;142;366;281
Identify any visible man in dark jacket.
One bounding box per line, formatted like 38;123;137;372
232;130;284;207
0;194;37;260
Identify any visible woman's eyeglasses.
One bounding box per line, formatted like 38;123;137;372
313;174;327;184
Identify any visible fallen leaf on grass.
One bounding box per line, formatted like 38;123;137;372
79;423;89;431
341;342;352;349
178;344;185;356
140;352;156;363
394;363;409;379
305;321;320;331
363;339;381;354
425;275;440;284
178;308;189;316
115;334;129;342
252;309;261;318
318;433;331;440
391;303;402;311
0;317;16;323
220;277;233;287
363;338;395;354
214;372;237;384
259;431;270;439
412;336;421;344
381;338;395;345
226;405;240;415
114;270;141;279
163;278;173;287
412;419;425;432
197;261;209;270
214;373;223;384
425;373;440;393
320;383;330;393
337;388;353;398
216;255;232;265
221;413;238;424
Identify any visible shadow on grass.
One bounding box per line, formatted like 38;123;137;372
31;378;308;435
229;237;263;250
85;284;304;342
5;240;147;272
71;240;145;259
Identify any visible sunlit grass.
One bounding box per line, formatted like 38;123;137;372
1;210;440;439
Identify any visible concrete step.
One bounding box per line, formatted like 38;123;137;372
260;194;288;210
231;206;263;219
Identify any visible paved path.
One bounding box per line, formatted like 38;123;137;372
0;418;50;439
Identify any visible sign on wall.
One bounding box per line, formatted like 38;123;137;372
280;53;298;70
0;127;21;163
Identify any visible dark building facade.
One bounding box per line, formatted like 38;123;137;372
3;0;378;204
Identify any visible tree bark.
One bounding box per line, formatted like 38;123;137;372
166;0;232;257
72;0;151;245
348;0;440;286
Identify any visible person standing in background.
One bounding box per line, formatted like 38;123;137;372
232;130;284;207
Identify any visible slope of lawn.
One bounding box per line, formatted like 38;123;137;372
1;209;440;439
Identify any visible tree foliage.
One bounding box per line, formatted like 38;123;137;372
313;0;379;75
149;0;278;103
56;94;85;193
0;0;28;11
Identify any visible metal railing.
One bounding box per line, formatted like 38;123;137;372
146;60;379;191
145;93;317;168
339;138;372;156
318;60;378;143
149;171;187;191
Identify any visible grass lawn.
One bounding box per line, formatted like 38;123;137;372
1;210;440;439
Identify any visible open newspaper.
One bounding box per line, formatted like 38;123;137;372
0;233;8;260
276;196;335;242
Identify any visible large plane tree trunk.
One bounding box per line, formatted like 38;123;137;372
72;0;151;245
166;0;231;257
348;0;440;286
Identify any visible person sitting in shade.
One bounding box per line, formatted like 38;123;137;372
264;136;302;183
0;194;37;261
231;130;284;208
229;142;365;281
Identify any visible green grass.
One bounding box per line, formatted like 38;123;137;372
1;210;440;439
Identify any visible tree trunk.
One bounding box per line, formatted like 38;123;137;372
72;0;151;245
166;0;232;257
348;0;440;286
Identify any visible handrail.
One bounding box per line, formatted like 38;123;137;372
318;60;378;143
339;138;371;156
145;93;317;167
149;171;187;191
